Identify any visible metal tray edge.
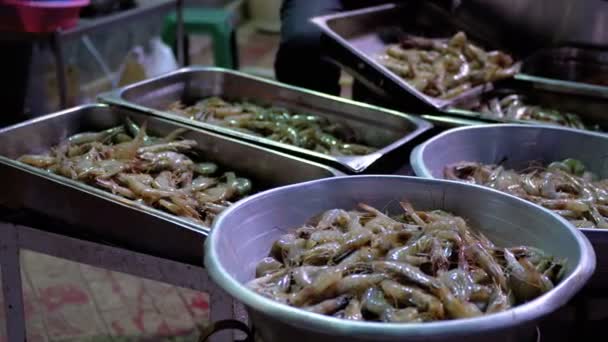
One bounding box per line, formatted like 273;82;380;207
310;3;502;110
515;73;608;99
310;4;448;109
420;114;486;128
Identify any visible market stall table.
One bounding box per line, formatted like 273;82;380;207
0;127;603;342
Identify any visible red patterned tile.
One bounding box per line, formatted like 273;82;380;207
79;264;110;283
142;278;177;298
88;278;124;312
178;288;210;323
22;252;80;275
26;317;48;342
153;288;195;335
101;308;141;337
111;272;153;310
27;265;83;290
44;310;85;340
45;305;105;340
102;307;171;337
38;283;90;312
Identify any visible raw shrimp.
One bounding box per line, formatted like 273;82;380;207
247;201;563;323
344;298;363;320
68;126;124;145
503;249;554;302
336;274;387;296
382;307;423;323
17;119;253;227
381;280;444;319
137;140;197;153
304;295;351;315
371;261;440;289
464;92;595;130
379;31;518;99
361;287;393;317
446;158;608;228
18;155;56;168
166;97;376;156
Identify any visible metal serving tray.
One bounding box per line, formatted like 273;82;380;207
0;104;341;263
311;2;519;110
446;79;608;131
99;67;431;173
517;46;608;98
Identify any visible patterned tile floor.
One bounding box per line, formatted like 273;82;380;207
1;251;210;342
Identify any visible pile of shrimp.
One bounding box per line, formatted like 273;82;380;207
17;119;252;226
379;31;519;99
167;97;376;156
247;202;563;323
445;158;608;228
467;93;593;130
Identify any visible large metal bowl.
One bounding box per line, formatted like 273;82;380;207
204;176;595;342
410;124;608;288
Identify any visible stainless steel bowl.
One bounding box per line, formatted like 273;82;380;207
205;176;595;342
410;124;607;288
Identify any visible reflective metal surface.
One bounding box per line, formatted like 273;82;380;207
410;124;608;288
447;79;608;131
99;67;431;173
205;175;594;342
420;114;487;129
463;0;608;48
0;105;341;262
312;2;519;110
516;46;608;97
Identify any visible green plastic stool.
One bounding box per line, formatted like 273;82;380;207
162;8;238;69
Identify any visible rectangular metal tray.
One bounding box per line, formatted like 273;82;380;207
0;104;341;263
311;2;519;110
445;78;608;132
517;46;608;98
98;67;432;173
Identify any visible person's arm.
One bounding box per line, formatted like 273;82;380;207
274;0;344;95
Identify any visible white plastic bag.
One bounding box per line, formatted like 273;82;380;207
117;38;177;86
145;37;178;77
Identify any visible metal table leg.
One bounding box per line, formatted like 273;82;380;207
50;30;68;109
0;223;26;342
176;0;186;66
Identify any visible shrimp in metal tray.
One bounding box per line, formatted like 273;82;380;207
166;96;377;156
16;118;253;227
